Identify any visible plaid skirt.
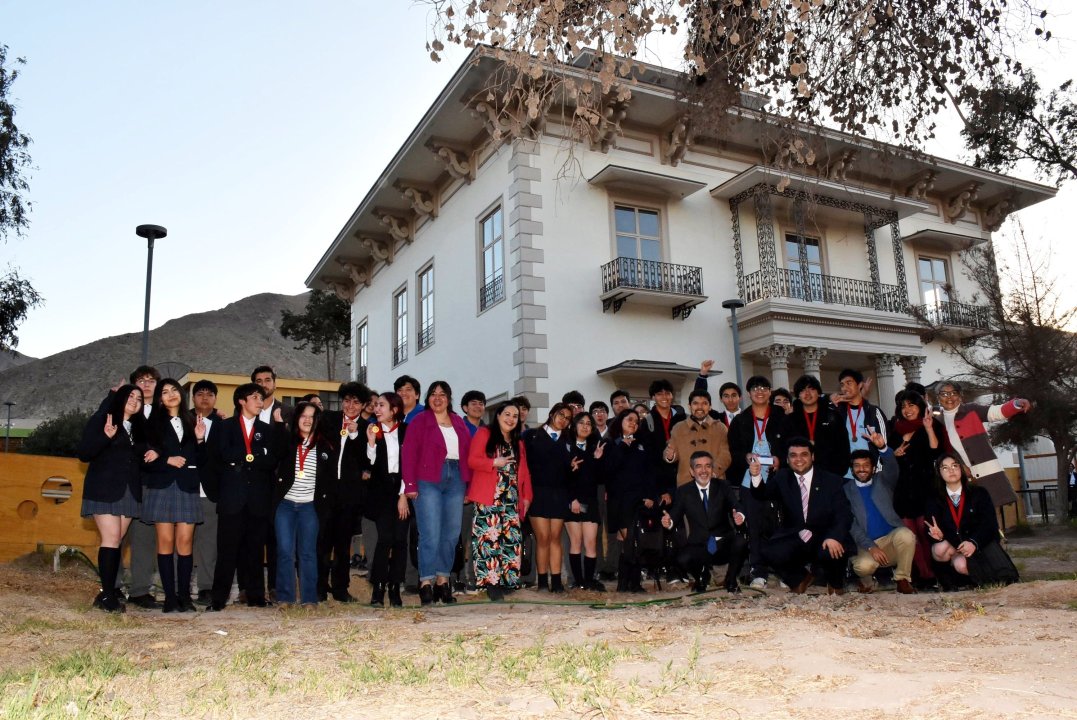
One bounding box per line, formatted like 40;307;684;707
141;483;203;524
81;486;140;519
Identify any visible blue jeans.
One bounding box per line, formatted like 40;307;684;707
275;500;319;604
414;460;465;582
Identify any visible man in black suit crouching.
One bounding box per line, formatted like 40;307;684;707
748;436;852;595
661;451;748;593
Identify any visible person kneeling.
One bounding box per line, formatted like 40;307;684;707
661;452;747;593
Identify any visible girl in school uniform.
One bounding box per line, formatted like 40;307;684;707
364;391;409;607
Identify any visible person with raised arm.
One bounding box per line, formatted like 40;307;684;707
364;391;410;607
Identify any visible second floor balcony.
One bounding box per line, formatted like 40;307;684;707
744;268;908;313
600;257;707;320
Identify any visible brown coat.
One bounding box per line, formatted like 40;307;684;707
669;416;732;486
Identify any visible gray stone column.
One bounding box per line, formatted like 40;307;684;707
899;355;927;387
873;354;901;412
799;346;828;381
761;343;795;391
507;138;550;414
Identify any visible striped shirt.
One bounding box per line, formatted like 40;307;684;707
284;441;317;503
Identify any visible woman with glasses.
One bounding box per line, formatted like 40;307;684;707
924;452;1019;588
78;384;146;613
523;402;574;592
467;400;531;601
141;379;206;613
565;411;606;590
402;380;472;605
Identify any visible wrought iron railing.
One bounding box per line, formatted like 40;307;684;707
479;274;505;311
917;301;991;330
743;268;907;312
417;323;434;351
357;366;368;385
393;342;407;367
601;257;704;296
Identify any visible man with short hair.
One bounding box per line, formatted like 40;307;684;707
318;381;372;602
460;390;487;436
638;378;687;583
844;433;917;594
395;375;424;423
252;365;293;427
609;389;632;416
562;390;585;417
190;379;226;605
830;368;887;479
207;383;281;610
123;365;162;609
661;451;748;593
589;401;610;438
511;395;532;430
788;374;849;477
716;383;742;428
666;390;732;486
748;437;852;594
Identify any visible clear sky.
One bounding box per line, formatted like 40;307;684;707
2;1;1075;360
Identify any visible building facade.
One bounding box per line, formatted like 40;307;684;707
307;51;1055;415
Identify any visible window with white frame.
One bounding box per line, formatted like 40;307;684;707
479;206;505;311
784;233;824;300
392;286;408;366
614;204;662;288
919;256;950;307
356;320;368;385
417;264;434;352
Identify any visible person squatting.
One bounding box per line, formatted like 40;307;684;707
78;362;1026;612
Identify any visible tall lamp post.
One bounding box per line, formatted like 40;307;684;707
3;401;14;453
722;298;746;403
135;224;167;365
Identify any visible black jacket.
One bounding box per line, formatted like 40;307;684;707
924;485;999;551
638;407;687;496
787;402;850;477
606;437;657;504
142;415;206;494
78;407;142;503
319;410;370;507
567;440;603;509
524;428;570;491
666;479;741;547
363;422;408;520
886;416;944;518
207;415;281;517
751;466;852;545
727;408;791;487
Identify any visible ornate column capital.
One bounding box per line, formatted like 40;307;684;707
873;353;901;377
898;355;927;384
799;346;828;377
761;343;796;370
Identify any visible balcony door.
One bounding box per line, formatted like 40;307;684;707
615;205;662;289
919;256;949;323
784;234;823;300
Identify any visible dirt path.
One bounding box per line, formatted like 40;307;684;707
1;529;1075;719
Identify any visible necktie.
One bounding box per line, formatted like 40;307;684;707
702;488;717;554
550;432;559;441
799;475;810;521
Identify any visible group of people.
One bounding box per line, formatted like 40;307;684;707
78;360;1027;612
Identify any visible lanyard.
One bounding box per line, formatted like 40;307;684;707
947;491;966;530
847;404;863;438
297;440;313;473
753;410;770;443
241;417;255;461
803;410;818;442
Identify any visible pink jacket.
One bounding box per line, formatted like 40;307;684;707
401;410;472;494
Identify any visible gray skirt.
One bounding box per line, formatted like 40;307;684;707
81;486;140;519
141;483;203;524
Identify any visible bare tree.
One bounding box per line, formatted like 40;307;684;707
923;223;1077;524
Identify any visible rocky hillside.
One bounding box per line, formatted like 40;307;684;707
0;350;34;373
0;292;349;421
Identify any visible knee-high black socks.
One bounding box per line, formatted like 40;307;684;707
583;555;596;586
158;553;176;601
176;554;193;601
98;547;121;601
569;553;583;587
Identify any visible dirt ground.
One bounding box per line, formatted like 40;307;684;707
1;526;1075;719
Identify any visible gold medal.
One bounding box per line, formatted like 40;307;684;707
340;428;348;437
245;453;255;462
296;469;305;480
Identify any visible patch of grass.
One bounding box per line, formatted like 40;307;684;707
0;649;136;719
1009;545;1073;561
1033;571;1077;581
227;641;287;695
48;648;134;681
1067;600;1077;611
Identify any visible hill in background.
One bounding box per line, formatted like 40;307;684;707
0;292;349;423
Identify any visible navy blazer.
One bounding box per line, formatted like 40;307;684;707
524;428;570;491
320;410;370;506
142;416;206;494
363;422;408;520
752;465;852;545
666;479;741;547
208;415;280;517
78;407;142;503
924;484;999;550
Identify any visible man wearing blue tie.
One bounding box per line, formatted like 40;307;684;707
661;451;748;593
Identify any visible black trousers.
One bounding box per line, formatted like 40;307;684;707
760;530;846;588
370;503;410;585
739;489;778;577
318;502;360;598
676;534;749;586
212;507;269;605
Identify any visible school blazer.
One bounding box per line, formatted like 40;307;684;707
208;415;280;517
78;407;142;503
142;417;206;494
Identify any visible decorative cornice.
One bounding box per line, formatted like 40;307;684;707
739;310;921;335
664;116;692;167
394;181;439;219
824;150;857;183
944;182;981;223
374;210;414;243
467;78;554;142
580;90;630;154
983;194;1016;232
427;140;475;183
323;279;355;303
904;169;937;200
357;234;394;263
336;257;375;289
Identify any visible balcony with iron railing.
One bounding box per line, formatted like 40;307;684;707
599;257;707;320
479;274;505;311
417;323;435;352
744;268;908;312
393;342;407;367
916;300;991;331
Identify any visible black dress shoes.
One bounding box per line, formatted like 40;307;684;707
127;593;158;609
434;582;456;604
387;584;403;608
178;596;198;612
162;597;180;613
206;602;226;612
247;597;274;608
419;584;434;606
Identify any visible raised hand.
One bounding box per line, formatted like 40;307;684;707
925;516;944;541
194;415;206;442
699;359;715;376
272;407;283;424
366;423;380;445
593;441;606;460
103;414;118;439
867;429;887;449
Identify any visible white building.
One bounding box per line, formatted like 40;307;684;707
306;50;1055;415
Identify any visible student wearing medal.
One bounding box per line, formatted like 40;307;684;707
206;383;281;610
273;401;334;607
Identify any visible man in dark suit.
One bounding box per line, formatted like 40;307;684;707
317;381;371;602
206;383;281;610
661;451;748;593
748;436;852;594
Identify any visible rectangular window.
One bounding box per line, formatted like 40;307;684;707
784;233;824;301
479;207;505;311
417;264;434;352
613;204;662;288
919;256;949;306
393;286;408;367
356;321;368;385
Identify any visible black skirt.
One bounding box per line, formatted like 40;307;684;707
529;485;570;520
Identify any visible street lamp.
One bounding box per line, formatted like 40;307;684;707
135;224;167;365
4;401;14;453
721;298;746;402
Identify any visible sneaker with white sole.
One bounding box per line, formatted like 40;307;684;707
749;577;767;590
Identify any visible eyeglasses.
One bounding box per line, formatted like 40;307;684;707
135;378;156;385
938;391;959;398
939;463;962;472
